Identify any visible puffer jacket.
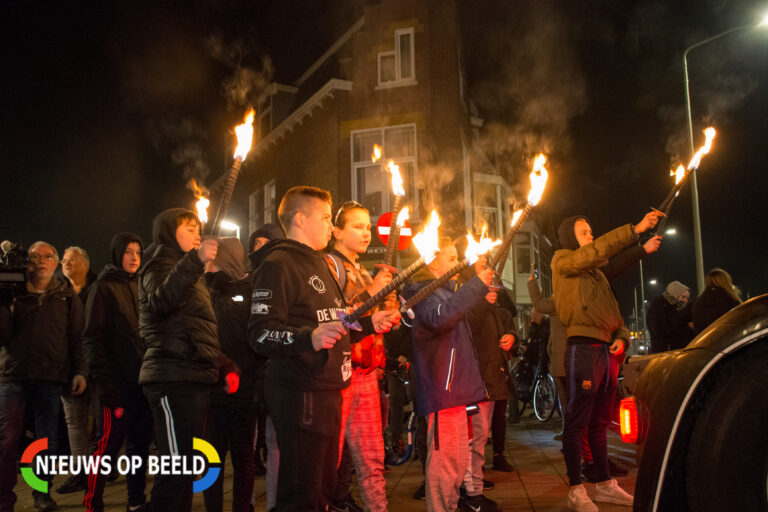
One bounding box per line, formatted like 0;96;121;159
0;277;85;384
551;224;637;344
138;208;221;386
403;269;489;416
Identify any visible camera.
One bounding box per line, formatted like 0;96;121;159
1;241;30;304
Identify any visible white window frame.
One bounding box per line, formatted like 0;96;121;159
263;179;276;224
350;123;419;221
376;27;417;89
248;190;261;235
472;173;507;238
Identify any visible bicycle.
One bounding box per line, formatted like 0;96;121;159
512;339;561;422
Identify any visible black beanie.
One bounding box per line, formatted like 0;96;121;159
557;215;590;250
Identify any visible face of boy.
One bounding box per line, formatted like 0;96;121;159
333;209;371;254
299;199;333;251
176;220;201;253
429;245;458;278
122;242;142;274
574;219;593;247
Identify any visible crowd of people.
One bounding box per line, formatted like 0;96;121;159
0;184;747;512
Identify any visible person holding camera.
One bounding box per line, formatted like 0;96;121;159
0;241;87;512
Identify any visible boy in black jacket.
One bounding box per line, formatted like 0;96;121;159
82;232;153;512
139;209;237;512
248;186;399;512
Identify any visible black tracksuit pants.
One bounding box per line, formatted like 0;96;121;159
265;379;342;512
143;382;211;512
203;391;257;512
83;387;154;512
562;338;618;486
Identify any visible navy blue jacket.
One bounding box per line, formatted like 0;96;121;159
404;275;489;416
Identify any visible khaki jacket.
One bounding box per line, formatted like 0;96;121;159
551;224;636;344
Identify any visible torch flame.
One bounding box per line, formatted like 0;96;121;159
233;109;256;161
372;144;382;163
671;164;685;185
527;153;549;206
465;226;502;265
190;179;210;224
396;206;409;227
387;160;406;197
412;210;441;264
510;209;523;228
687;127;716;170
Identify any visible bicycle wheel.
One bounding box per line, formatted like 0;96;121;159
533;374;558;422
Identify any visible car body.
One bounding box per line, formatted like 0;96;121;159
621;294;768;511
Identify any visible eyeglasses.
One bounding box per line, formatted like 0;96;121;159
30;253;56;262
334;200;365;226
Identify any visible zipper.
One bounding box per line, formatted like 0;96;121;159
465;318;490;400
445;348;456;391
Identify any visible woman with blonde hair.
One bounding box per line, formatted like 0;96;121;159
692;268;742;333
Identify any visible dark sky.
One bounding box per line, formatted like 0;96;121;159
2;1;767;316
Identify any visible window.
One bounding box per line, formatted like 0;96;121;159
249;190;261;235
472;174;505;239
377;28;416;87
351;125;418;220
264;180;276;224
515;232;531;274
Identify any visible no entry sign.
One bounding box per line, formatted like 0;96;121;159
376;211;412;250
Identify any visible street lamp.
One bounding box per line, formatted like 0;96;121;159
683;14;768;294
665;228;677;236
220;220;241;241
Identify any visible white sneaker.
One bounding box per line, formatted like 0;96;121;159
567;484;599;512
593;478;634;506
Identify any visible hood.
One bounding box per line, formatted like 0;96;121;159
151;208;196;253
247;238;319;271
107;232;143;271
557;215;590;251
248;223;285;248
213;237;245;281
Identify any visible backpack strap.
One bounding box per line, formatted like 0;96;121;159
324;253;347;291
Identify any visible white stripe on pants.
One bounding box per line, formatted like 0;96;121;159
426;405;470;512
463;400;494;496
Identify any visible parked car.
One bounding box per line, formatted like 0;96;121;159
620;294;768;511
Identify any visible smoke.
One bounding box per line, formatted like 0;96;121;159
146;117;211;183
205;34;274;111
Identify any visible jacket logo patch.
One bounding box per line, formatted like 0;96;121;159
252;289;272;300
341;353;352;381
308;275;326;294
334;297;343;308
251;303;271;315
581;380;592;391
232;295;244;302
257;330;295;345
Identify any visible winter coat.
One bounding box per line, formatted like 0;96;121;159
0;276;85;384
138;208;222;386
247;239;375;392
83;233;145;403
403;270;489;416
692;285;741;334
646;295;694;353
551;224;636;344
466;299;516;401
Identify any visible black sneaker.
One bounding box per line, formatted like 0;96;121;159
483;479;495;490
412;481;426;500
458;494;501;512
126;504;149;512
33;492;59;512
56;473;86;494
492;454;514;472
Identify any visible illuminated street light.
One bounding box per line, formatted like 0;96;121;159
649;279;658;285
221;220;241;240
683;14;768;294
665;228;677;236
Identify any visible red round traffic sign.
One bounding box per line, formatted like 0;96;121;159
376;212;412;250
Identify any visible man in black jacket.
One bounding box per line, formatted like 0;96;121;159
0;241;86;512
247;186;400;512
203;237;257;512
82;233;153;512
646;281;693;353
139;208;237;512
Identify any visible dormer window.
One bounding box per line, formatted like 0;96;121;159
377;28;416;88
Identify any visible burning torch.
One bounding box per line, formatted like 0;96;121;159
383;160;407;266
189;179;211;231
488;154;549;275
209;109;255;235
655;127;716;234
338;210;441;330
399;228;501;319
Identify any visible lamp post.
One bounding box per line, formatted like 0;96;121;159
220;220;241;241
683;14;768;293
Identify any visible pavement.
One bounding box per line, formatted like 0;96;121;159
12;411;638;511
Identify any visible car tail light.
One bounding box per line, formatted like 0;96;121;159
619;397;639;443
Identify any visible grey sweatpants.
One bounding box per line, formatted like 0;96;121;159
463;400;494;496
426;405;470;512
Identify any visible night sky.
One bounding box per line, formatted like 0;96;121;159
3;1;767;318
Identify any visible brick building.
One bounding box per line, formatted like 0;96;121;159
221;0;553;316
